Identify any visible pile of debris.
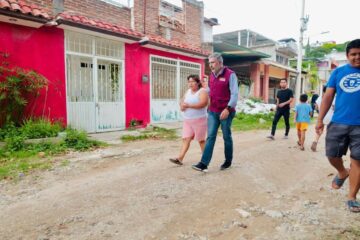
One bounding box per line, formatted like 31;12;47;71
236;98;276;114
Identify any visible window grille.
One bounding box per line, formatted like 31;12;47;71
66;56;94;102
179;64;201;97
151;56;201;100
97;60;123;102
151;62;177;99
95;38;123;59
66;32;92;54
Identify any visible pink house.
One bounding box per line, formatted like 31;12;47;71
0;0;210;132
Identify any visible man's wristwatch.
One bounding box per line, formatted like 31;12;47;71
226;106;232;111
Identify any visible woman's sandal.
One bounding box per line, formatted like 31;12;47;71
169;158;183;166
347;200;360;213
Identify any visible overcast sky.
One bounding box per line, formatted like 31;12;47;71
202;0;359;44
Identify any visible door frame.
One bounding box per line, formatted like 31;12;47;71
64;31;126;133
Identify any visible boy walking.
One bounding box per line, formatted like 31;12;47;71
294;94;312;150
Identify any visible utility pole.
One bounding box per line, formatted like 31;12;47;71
295;0;309;104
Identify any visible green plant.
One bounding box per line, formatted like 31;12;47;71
121;126;178;142
248;96;264;103
5;135;26;152
0;52;48;126
0;122;19;141
232;112;296;131
20;118;63;139
129;118;143;128
63;128;101;151
0;127;105;180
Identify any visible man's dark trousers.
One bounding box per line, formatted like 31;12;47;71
271;108;290;136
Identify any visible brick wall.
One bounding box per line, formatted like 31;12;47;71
22;0;131;27
64;0;131;27
134;0;203;49
173;1;202;48
24;0;204;49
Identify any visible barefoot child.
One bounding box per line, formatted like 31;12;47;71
294;94;312;150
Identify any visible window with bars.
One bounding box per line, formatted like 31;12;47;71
95;38;123;58
66;56;94;102
66;31;124;59
151;56;201;100
65;32;92;54
159;0;185;32
100;0;133;8
151;62;177;99
179;65;201;98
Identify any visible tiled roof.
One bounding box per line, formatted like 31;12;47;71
59;13;208;56
59;13;143;38
147;34;208;55
0;0;50;19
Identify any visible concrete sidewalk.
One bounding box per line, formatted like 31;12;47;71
88;122;183;144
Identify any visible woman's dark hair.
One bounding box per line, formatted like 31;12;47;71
300;93;308;103
187;75;202;89
346;39;360;54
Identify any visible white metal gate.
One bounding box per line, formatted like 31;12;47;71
150;56;201;123
65;31;125;132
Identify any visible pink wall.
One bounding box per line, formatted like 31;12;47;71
250;63;261;97
125;43;205;127
0;22;66;124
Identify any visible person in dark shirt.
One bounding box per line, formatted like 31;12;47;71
267;78;294;140
310;91;319;117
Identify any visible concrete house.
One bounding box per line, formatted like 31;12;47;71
0;0;213;132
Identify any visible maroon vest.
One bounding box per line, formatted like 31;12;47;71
209;67;234;113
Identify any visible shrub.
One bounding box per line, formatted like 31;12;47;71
5;135;26;152
0;52;48;126
20;118;63;139
63;128;100;151
0;122;19;141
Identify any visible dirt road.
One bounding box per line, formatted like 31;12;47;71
1;127;360;240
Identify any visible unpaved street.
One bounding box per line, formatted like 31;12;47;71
1;127;360;240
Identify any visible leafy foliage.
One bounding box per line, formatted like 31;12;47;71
0;120;104;180
63;128;101;150
0;52;48;127
20;118;63;139
305;42;348;59
121;126;178;142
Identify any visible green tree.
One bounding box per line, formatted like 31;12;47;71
303;60;319;90
306;42;348;58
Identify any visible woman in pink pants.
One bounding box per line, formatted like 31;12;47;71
169;75;208;165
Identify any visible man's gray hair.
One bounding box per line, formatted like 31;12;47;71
208;52;223;63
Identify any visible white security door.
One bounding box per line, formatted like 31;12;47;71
150;56;201;123
66;55;96;132
65;31;125;132
96;60;124;131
